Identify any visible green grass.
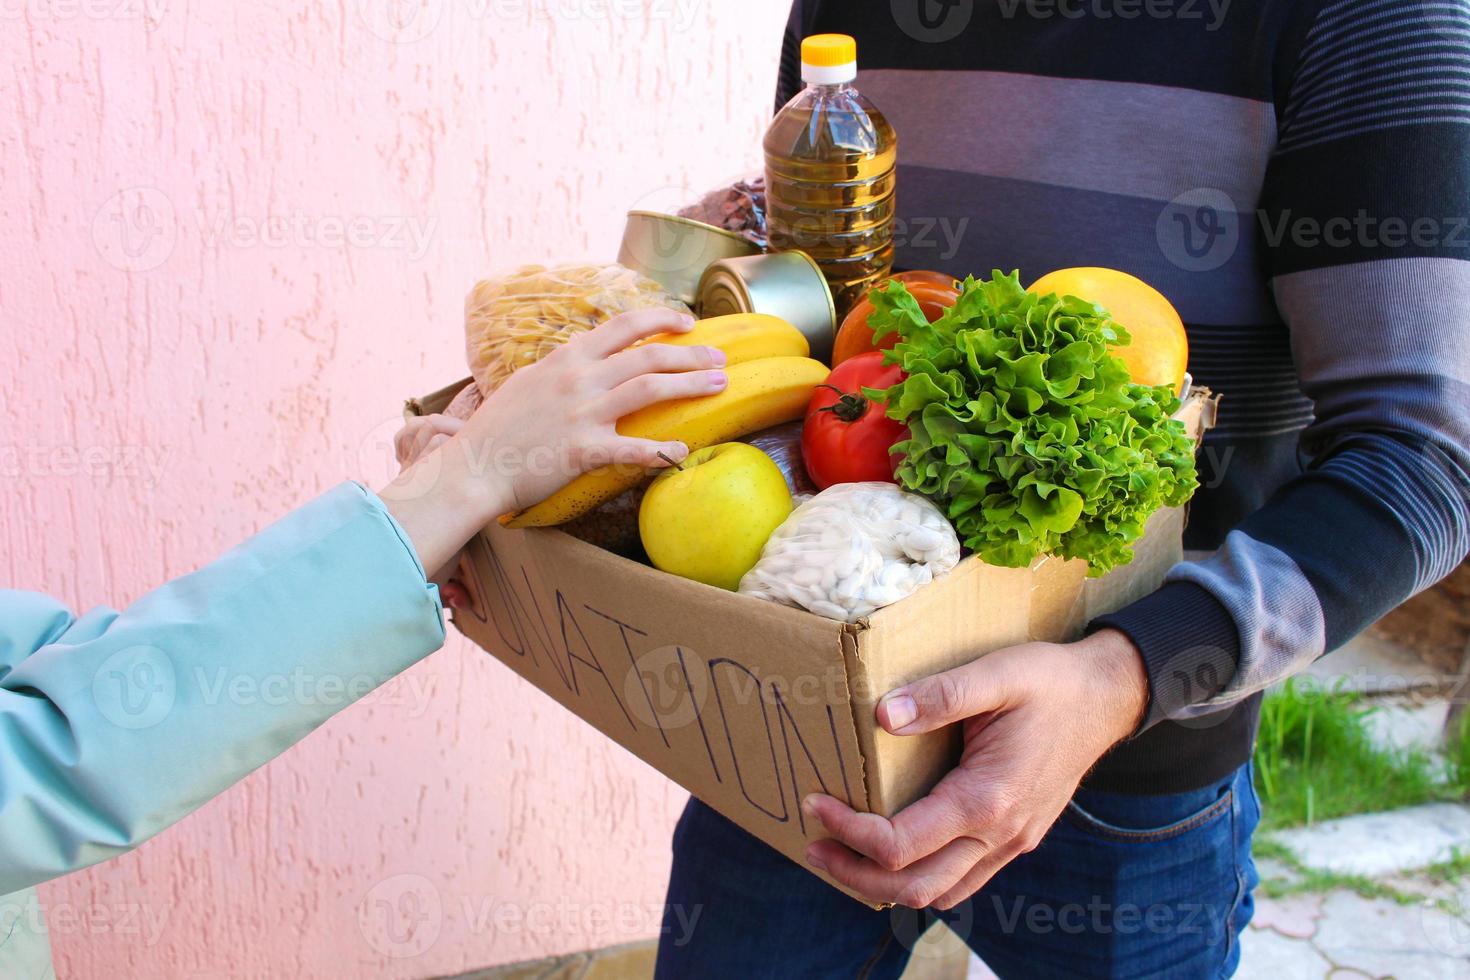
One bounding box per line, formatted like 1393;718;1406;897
1424;847;1470;884
1253;694;1470;909
1255;839;1470;911
1446;708;1470;791
1253;679;1470;832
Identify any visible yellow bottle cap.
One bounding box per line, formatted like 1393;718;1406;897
801;34;857;69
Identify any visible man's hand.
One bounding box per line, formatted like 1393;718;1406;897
802;628;1148;909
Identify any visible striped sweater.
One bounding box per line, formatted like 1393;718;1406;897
777;0;1470;793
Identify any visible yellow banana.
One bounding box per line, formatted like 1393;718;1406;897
638;313;809;364
503;355;829;528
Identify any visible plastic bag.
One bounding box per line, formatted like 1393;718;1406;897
677;174;768;247
738;482;961;623
561;486;646;557
442;379;484;421
465;263;689;393
741;421;816;496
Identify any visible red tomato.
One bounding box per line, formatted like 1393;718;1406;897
801;352;909;489
832;280;957;366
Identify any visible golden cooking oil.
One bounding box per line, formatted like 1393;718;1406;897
763;33;897;319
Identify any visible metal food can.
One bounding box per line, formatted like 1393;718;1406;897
617;210;761;306
697;251;837;364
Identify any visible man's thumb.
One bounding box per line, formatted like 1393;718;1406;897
877;657;1010;735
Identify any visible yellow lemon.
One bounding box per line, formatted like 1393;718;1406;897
1028;267;1189;393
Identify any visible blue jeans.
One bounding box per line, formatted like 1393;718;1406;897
656;763;1260;979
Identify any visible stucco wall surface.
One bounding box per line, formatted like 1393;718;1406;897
0;2;788;975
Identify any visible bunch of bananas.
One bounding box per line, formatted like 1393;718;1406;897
502;314;829;528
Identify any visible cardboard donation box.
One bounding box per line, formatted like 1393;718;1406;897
408;380;1217;900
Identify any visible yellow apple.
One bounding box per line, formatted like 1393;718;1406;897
639;442;794;591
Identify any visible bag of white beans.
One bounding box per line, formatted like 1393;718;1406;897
738;483;961;623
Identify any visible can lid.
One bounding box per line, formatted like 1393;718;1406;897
801;34;857;84
696;265;752;318
697;253;836;363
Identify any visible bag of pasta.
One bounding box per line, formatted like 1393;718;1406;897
465;263;689;393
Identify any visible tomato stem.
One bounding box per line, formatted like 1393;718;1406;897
816;386;870;424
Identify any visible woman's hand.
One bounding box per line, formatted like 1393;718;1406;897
394;413;463;470
379;309;723;576
465;308;726;512
390;413;471;606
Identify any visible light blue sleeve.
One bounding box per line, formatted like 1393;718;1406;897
0;482;446;893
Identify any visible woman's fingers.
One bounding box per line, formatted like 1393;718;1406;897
602;436;690;470
596;368;728;420
393;419;422;464
410;421;460;465
439;579;471;610
419;432;453;460
394;414;463;466
597;343;726;389
578;309;696;359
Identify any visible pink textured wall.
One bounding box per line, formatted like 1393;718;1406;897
1;2;788;976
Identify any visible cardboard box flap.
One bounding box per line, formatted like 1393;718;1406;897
405;377;473;419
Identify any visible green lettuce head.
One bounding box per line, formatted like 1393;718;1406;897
865;271;1199;576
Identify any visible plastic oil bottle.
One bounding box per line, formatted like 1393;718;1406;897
764;34;897;318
